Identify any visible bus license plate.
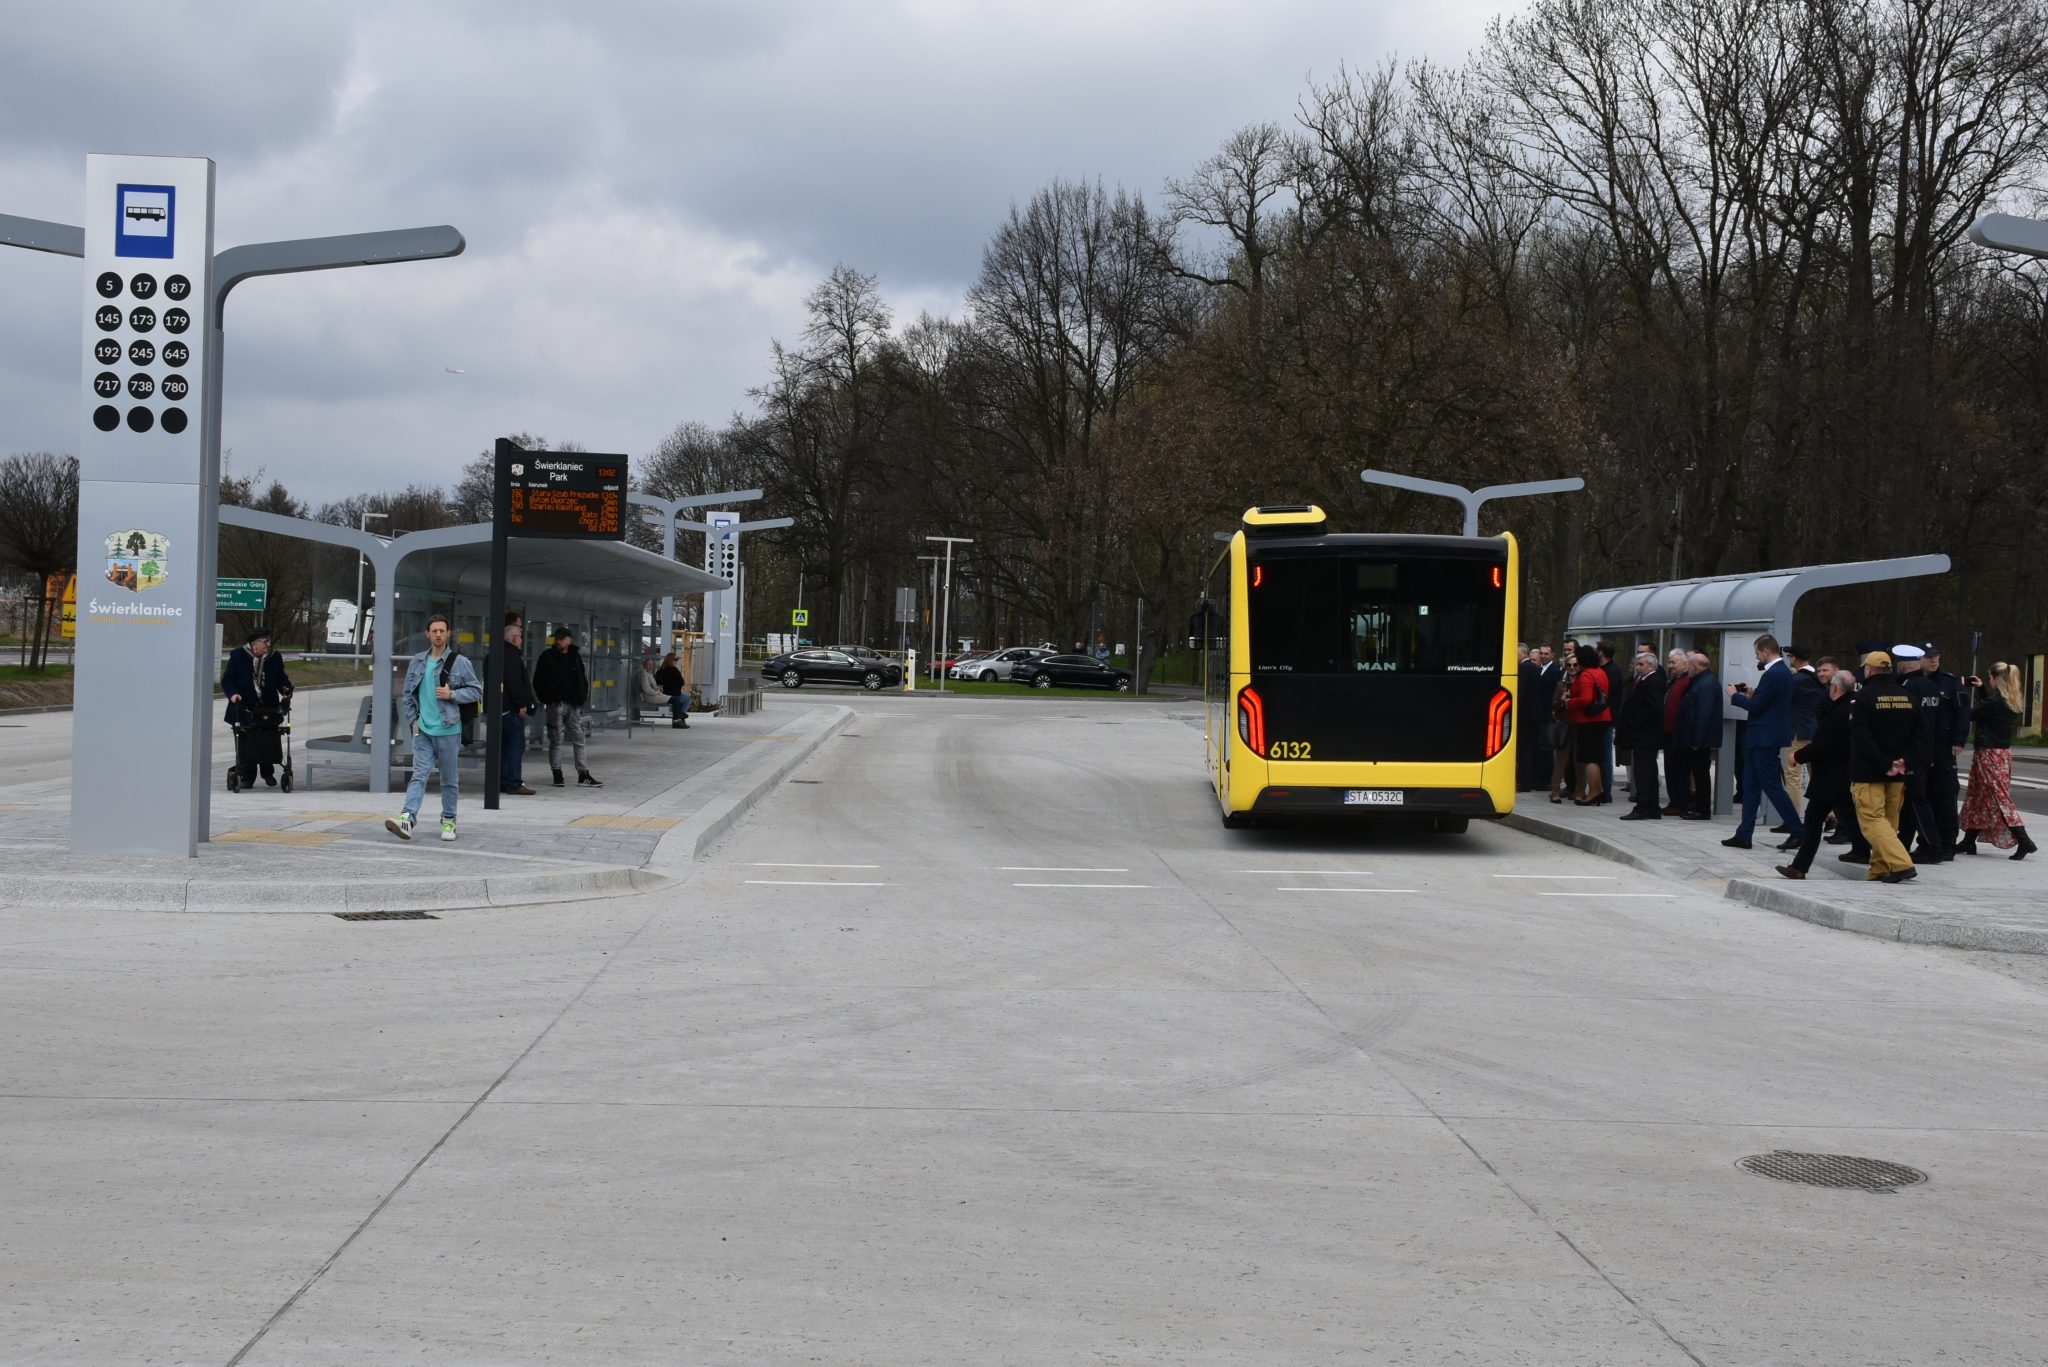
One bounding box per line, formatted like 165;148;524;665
1344;789;1402;806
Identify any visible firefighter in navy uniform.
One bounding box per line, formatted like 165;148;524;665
1900;642;1968;863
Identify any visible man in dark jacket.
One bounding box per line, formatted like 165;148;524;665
1615;650;1667;820
1848;650;1921;883
1780;645;1824;813
1674;650;1723;818
1900;643;1967;863
497;612;537;797
1724;633;1805;848
220;625;293;787
532;627;602;788
1517;645;1549;791
1776;671;1858;878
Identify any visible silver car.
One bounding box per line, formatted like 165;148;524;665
959;646;1055;682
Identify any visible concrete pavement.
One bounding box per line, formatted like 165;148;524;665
5;693;2047;1363
1508;782;2048;953
0;695;849;910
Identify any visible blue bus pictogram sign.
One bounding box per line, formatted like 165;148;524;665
115;184;175;259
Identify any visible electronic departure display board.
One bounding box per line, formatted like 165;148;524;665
501;452;625;540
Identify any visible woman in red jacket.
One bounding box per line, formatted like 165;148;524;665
1567;644;1614;806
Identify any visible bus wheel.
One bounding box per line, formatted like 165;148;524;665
1433;817;1469;834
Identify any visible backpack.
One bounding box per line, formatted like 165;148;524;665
441;652;482;743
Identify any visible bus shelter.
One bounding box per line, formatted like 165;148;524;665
218;506;729;792
1566;555;1950;814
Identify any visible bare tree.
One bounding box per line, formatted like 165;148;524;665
0;452;80;670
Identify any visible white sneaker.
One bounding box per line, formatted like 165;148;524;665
440;817;457;842
386;813;414;841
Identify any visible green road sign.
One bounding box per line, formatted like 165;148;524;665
792;608;809;626
216;577;267;612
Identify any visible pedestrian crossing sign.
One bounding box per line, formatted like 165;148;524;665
792;609;809;626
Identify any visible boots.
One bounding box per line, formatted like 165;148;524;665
2013;826;2037;861
1954;832;1978;857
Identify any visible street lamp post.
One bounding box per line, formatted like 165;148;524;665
1360;469;1585;538
925;536;973;695
353;510;387;668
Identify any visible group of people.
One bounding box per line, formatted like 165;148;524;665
1517;635;2034;885
385;613;609;842
638;653;693;729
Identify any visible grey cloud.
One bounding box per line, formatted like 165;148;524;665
1;0;1506;503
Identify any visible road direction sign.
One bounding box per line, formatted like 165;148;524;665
215;577;266;611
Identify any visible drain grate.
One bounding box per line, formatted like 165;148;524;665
333;910;439;921
1737;1151;1927;1192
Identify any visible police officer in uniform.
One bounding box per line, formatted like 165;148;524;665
1900;641;1967;863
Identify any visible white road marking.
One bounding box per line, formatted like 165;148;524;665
1012;883;1151;889
1538;892;1676;899
746;862;881;869
1492;874;1619;880
1276;887;1419;893
1237;869;1374;875
744;879;889;887
1000;866;1129;873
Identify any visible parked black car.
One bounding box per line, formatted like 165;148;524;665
1012;654;1132;691
762;648;902;691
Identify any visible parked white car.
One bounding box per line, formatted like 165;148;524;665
957;647;1056;682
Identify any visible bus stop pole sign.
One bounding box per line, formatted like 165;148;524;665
71;155;218;856
483;441;628;811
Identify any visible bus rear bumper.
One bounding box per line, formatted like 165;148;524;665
1249;786;1505;819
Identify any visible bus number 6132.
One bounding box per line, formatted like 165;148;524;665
1268;740;1312;759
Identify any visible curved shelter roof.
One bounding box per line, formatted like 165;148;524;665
218;505;729;794
1567;555;1950;641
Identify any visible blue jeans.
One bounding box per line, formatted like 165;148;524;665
501;710;526;789
668;692;689;721
404;730;461;822
1735;744;1803;841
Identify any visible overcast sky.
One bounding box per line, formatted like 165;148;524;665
1;0;1509;506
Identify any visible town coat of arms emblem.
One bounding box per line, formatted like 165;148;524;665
105;528;169;592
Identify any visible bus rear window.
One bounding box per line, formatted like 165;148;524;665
1250;555;1505;675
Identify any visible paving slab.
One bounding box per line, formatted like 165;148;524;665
1505;799;2048;953
0;697;849;911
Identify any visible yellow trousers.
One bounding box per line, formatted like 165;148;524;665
1781;745;1804;809
1851;781;1911;879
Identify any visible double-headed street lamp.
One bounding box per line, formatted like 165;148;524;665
925;535;973;694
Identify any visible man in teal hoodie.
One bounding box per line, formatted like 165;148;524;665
387;613;483;843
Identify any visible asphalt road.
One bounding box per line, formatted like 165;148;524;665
6;694;2046;1364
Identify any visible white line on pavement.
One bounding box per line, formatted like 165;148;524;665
744;880;890;887
1012;882;1152;889
1537;892;1676;898
745;862;882;869
1276;887;1419;893
1491;874;1619;880
1237;869;1374;875
1000;866;1130;872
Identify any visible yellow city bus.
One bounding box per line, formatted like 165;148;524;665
1199;505;1520;831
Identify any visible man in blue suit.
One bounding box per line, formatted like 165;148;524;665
1722;633;1806;848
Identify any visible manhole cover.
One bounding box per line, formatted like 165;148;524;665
1737;1151;1927;1192
333;910;439;921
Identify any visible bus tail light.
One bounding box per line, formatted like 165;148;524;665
1484;688;1512;758
1237;687;1266;757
